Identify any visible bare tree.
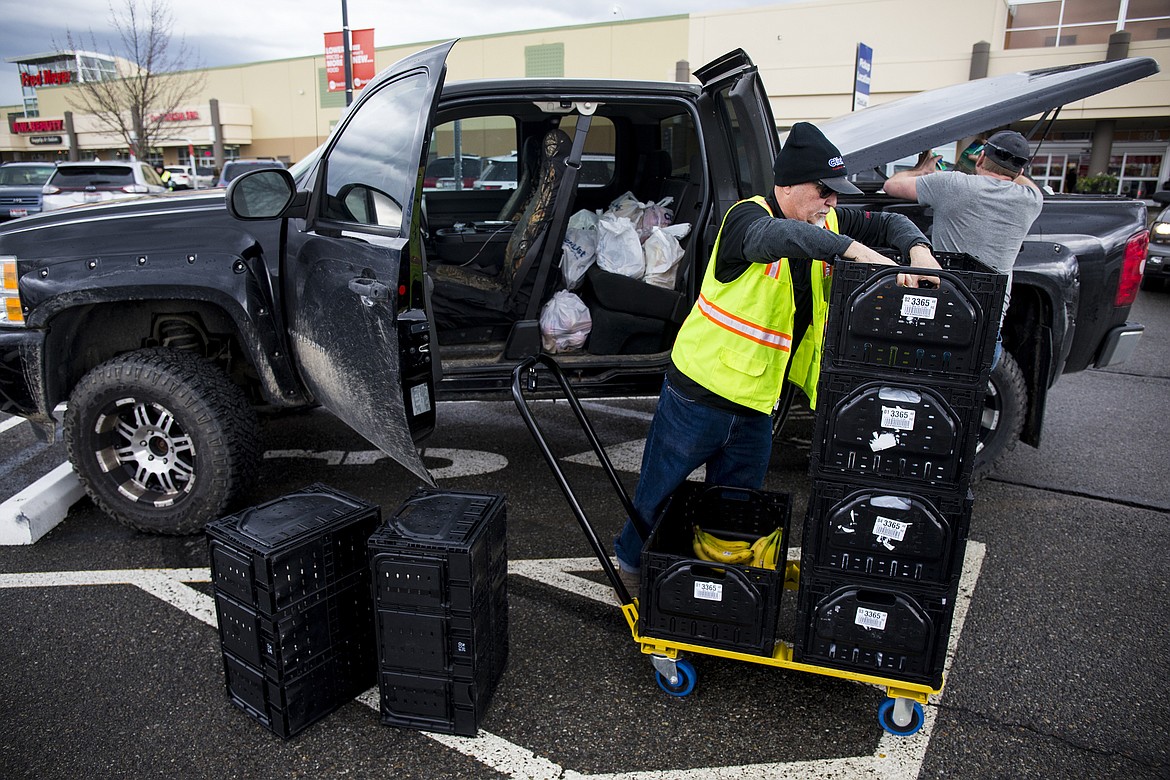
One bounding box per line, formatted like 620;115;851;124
61;0;204;160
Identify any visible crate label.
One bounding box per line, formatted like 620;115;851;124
900;294;938;320
694;580;723;602
873;515;909;543
855;606;888;631
410;382;432;416
880;405;915;431
870;431;898;452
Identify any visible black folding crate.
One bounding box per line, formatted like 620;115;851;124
222;637;376;740
802;477;973;586
639;483;791;656
207;484;379;614
369;489;507;614
793;573;958;689
378;667;496;737
822;253;1006;383
375;602;496;678
214;577;374;682
369;489;508;736
809;372;983;488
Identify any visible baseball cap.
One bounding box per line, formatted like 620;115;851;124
774;122;862;195
983;130;1031;172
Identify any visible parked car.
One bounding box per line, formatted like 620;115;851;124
40;161;169;211
0;161;57;221
164;165;215;190
474;153;615;190
423;154;483;190
0;41;1158;534
472;155;516;190
217;158;286;187
1143;191;1170;291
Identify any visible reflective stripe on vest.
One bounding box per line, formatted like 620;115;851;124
695;293;793;351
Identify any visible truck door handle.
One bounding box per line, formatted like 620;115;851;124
348;277;390;302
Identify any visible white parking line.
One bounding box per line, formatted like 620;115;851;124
0;415;27;434
0;542;985;779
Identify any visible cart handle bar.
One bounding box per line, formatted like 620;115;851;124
511;353;638;605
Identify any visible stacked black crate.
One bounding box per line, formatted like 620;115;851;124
368;488;508;736
794;254;1006;689
639;482;793;657
206;484;380;739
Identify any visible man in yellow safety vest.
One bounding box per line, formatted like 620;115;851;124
614;122;942;588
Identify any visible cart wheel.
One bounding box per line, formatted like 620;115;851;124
655;659;696;697
877;698;924;736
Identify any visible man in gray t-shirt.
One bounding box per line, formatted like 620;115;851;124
884;130;1044;328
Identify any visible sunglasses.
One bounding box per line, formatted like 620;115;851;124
982;142;1030;169
814;181;837;199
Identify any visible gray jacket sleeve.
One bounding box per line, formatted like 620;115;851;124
742;216;855;262
834;207;931;258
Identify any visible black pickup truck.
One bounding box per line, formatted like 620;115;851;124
0;41;1157;533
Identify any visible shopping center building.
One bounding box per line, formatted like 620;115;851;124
3;0;1168;195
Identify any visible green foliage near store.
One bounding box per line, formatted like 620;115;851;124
1077;173;1119;194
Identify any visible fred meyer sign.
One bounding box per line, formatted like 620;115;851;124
20;69;71;88
13;119;65;134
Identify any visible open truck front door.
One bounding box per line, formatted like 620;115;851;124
253;41;453;484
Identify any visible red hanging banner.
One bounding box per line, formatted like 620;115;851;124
351;28;376;90
324;31;345;93
324;28;375;93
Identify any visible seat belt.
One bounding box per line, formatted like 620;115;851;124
520;112;592;322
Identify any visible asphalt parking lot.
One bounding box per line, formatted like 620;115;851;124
1;290;1167;780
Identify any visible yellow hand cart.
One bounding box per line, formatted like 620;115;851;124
511;353;939;736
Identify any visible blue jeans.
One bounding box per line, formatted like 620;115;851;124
613;375;774;571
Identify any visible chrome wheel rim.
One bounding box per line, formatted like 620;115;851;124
976;381;1002;455
93;397;196;506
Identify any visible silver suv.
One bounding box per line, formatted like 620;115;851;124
41;161;168;211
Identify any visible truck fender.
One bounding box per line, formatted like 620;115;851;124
26;264;306;412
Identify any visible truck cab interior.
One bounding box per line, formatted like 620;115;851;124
420;97;708;369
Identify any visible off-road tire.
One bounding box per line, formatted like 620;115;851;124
64;348;260;535
971;350;1027;482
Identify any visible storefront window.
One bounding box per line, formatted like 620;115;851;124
1118;153;1162;198
1029;152;1083;193
1022;149;1165;197
1005;0;1170;49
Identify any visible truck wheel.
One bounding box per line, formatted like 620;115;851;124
64;348;260;535
972;350;1026;482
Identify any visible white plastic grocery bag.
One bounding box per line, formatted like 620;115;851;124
643;223;691;289
562;209;600;290
540;290;593;352
595;214;644;279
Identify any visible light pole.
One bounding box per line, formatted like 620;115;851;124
342;0;354;107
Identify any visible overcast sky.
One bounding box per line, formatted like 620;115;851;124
1;0;789;107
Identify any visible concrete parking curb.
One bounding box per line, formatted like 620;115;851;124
0;462;83;545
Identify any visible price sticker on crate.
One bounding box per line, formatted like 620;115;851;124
900;293;938;320
880;405;916;431
694;580;723;602
854;606;889;631
872;515;909;543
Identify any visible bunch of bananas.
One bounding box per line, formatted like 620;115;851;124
691;525;782;570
